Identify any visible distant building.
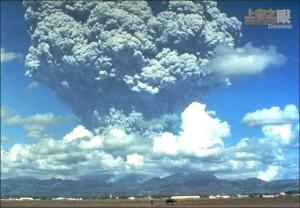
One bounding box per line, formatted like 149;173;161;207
52;197;82;200
218;195;231;199
128;197;136;200
18;197;34;201
279;192;287;197
262;194;275;198
209;194;231;199
171;195;200;200
236;194;249;198
52;197;66;200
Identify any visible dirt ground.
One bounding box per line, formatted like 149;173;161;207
1;197;299;208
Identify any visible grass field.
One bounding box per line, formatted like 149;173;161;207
1;197;299;208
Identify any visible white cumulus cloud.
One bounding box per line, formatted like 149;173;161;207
153;102;230;158
242;104;299;148
258;165;280;181
1;103;298;180
262;124;292;145
63;125;93;142
242;104;299;127
209;43;286;77
126;153;144;167
1;48;23;63
0;125;122;179
1;106;74;140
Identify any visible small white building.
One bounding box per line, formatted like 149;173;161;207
52;197;66;200
7;198;17;200
236;194;249;198
209;195;231;199
262;194;275;198
128;197;136;200
171;195;200;200
66;197;82;200
52;197;82;200
218;195;231;199
17;197;34;201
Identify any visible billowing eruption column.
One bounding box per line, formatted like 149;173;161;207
24;1;241;132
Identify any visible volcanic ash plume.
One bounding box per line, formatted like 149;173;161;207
24;1;241;132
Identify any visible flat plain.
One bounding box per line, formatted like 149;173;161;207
1;197;299;208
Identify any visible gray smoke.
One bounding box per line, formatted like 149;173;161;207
24;1;241;132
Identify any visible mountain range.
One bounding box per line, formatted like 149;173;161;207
1;172;299;198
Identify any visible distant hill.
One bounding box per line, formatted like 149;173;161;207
1;172;299;197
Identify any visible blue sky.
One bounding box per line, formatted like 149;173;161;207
1;1;299;180
208;0;299;143
1;1;79;147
